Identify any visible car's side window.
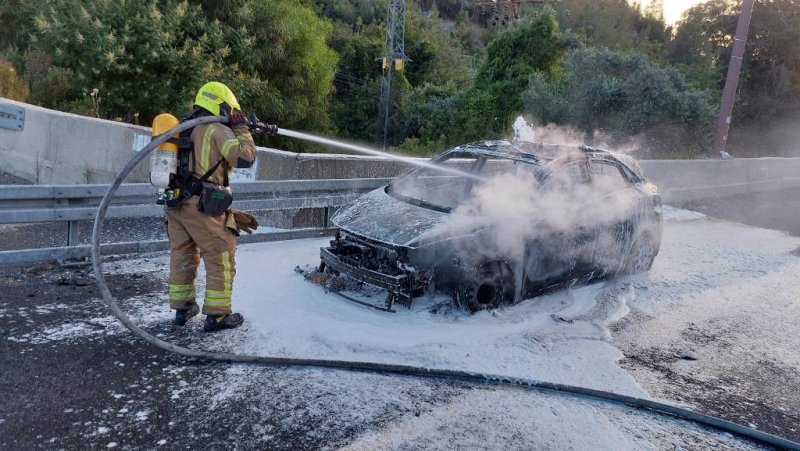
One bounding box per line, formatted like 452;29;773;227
590;161;629;193
544;163;585;192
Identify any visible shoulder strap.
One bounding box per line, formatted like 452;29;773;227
185;123;230;187
199;158;226;184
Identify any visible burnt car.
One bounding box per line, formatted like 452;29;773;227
316;141;662;312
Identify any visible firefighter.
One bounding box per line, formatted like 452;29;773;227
166;81;258;332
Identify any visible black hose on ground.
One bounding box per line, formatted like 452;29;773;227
91;118;800;450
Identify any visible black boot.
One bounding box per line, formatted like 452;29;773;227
174;304;200;326
203;313;244;332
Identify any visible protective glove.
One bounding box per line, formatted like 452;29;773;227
230;209;259;234
228;110;248;129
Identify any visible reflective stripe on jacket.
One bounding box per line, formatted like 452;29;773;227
189;123;256;186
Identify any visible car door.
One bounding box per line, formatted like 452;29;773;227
587;159;641;274
522;160;592;296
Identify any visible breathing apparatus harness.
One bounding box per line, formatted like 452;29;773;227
153;110;274;213
157;109;229;209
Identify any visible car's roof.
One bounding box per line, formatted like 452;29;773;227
447;140;607;162
446;140;644;177
445;141;545;164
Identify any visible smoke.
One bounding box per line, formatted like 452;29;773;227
512;117;538;142
440;171;637;258
430;156;642;298
512;117;586;148
728;117;800;157
511;116;643;156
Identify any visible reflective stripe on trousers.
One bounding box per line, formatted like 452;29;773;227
166;202;237;315
203;251;233;312
168;283;196;303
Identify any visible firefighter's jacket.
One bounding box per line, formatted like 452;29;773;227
187;123;256;190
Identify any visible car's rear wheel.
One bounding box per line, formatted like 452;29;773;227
622;232;658;274
455;261;515;312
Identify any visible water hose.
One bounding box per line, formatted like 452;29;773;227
91;117;800;450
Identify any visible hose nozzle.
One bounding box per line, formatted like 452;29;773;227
247;113;278;136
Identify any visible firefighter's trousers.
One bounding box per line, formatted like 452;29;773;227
165;200;236;316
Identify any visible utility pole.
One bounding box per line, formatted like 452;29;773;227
712;0;755;157
379;0;407;150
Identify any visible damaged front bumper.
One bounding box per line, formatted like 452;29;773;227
316;233;433;310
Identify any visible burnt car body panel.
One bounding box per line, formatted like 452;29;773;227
327;188;447;247
319;141;663;311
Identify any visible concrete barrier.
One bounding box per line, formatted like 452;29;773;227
256;148;412;180
0;98;153;184
2;98;799;203
639;158;800;203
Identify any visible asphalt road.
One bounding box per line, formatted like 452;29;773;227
0;261;464;450
0;261;769;450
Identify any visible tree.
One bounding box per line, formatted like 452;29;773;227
0;0;25;50
10;0;339;137
524;48;715;154
550;0;671;59
671;0;800;121
669;0;800;155
403;8;473;87
196;0;247;23
329;26;384;142
313;0;387;27
0;59;28;101
462;12;564;140
398;83;465;153
323;3;473;146
19;0;231;122
225;0;339;132
644;0;664;21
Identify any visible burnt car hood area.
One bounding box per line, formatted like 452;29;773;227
316;141;663;312
328;187;448;248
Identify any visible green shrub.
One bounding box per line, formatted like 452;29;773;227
0;59;29;101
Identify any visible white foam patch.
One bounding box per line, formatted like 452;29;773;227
340;387;754;450
7;295;172;344
227;238;642;396
662;205;706;221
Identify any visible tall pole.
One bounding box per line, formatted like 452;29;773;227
712;0;755;157
379;0;407;150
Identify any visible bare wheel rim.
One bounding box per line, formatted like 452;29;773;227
468;261;514;312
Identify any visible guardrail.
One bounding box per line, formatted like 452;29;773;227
0;178;391;264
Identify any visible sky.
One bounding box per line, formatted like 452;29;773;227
640;0;709;24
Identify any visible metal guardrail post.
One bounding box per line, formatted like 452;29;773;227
67;220;80;246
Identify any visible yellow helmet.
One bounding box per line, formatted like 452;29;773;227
193;81;241;116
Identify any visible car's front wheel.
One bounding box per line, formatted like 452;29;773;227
454;261;515;312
